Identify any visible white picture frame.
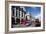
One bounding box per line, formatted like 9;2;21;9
5;1;45;33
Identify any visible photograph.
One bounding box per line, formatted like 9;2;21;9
11;6;41;28
8;3;44;32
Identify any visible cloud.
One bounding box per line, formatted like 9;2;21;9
34;13;41;19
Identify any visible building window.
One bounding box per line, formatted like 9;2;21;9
16;7;20;17
16;9;17;17
21;8;23;17
22;11;23;17
12;7;14;16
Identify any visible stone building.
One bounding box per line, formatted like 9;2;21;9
11;6;26;24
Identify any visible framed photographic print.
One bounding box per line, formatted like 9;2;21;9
5;1;45;33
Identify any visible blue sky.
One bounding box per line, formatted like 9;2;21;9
24;6;41;17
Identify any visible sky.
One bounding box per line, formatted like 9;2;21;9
23;6;41;17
